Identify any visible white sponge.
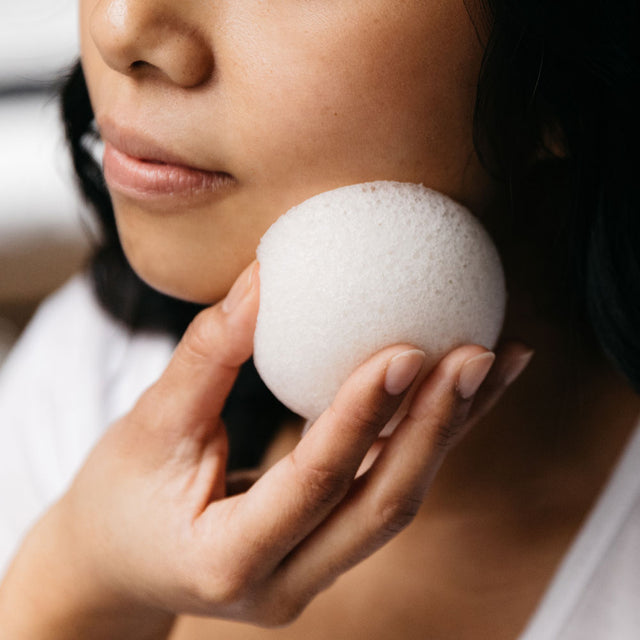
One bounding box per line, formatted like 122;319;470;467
254;181;506;422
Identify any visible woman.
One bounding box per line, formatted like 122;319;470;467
0;0;638;638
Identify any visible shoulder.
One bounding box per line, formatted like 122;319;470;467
0;274;177;573
1;273;125;380
1;273;177;423
565;422;640;636
521;419;640;639
0;273;177;423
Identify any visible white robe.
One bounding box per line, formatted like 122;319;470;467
1;275;639;639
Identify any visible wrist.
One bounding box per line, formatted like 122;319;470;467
0;498;175;640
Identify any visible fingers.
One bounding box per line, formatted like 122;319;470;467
134;261;260;441
467;340;534;425
199;345;426;575
266;344;525;604
187;340;530;623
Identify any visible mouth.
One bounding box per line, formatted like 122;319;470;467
99;121;236;200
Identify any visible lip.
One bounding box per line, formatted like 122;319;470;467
99;122;236;200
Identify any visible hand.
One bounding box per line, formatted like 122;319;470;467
0;261;532;638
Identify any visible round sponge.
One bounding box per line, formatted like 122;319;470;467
254;181;506;422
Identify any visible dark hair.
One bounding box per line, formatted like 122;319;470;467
59;0;639;465
471;0;639;391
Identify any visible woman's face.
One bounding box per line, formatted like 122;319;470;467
81;0;493;303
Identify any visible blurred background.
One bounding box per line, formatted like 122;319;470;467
0;0;92;365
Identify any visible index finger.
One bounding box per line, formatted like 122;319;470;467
199;344;426;576
135;261;260;437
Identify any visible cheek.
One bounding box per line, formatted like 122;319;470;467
230;4;482;192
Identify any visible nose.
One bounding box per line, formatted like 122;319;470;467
89;0;214;87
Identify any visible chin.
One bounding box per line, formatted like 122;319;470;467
125;255;222;306
118;239;225;306
153;276;224;306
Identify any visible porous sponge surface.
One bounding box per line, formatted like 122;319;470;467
254;181;506;421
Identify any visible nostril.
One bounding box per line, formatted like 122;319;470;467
90;2;214;87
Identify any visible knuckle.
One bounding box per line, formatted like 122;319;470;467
257;583;320;629
425;394;469;452
259;599;306;629
290;450;351;506
246;576;335;628
376;494;423;538
303;462;351;506
182;311;219;363
344;400;390;436
433;405;470;451
190;561;254;608
433;420;460;451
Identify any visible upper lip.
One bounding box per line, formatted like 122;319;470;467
98;119;215;171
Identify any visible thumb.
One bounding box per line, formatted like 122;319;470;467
136;261;260;441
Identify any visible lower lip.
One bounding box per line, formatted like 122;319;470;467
103;143;235;200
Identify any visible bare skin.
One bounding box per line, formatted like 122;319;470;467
1;0;638;638
169;261;640;639
80;0;494;303
0;262;532;639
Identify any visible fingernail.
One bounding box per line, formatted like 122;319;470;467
385;349;426;396
457;352;495;400
222;263;258;314
503;349;534;387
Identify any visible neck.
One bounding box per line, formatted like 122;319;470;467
427;308;640;521
426;167;640;521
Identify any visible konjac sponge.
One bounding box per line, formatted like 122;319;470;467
254;181;506;422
